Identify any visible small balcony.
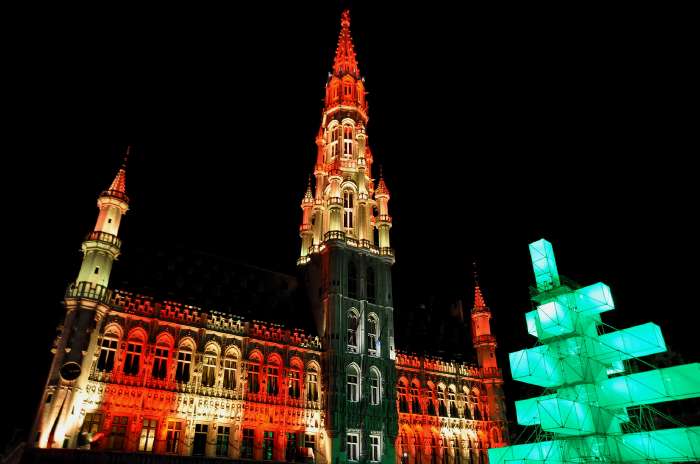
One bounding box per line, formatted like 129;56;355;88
65;282;113;304
85;230;122;249
100;189;129;203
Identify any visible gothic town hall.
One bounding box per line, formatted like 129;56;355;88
28;11;508;464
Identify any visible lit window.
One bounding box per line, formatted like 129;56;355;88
97;336;118;372
367;314;379;356
449;387;458;417
223;356;237;390
165;420;182;453
343;125;353;157
438;386;448;417
151;346;168;380
289;369;301;399
123;341;142;376
80;412;102;435
370;434;381;462
347;311;359;352
175;348;192;383
306;367;319;402
330;125;339;158
248;358;261;393
347;366;360;402
138;419;157;452
202;351;217;387
347;433;359;461
343;191;354;230
370;370;380;405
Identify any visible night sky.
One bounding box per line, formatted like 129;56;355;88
5;2;698;446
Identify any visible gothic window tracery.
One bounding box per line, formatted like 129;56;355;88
223;349;238;390
97;334;118;372
123;335;143;376
175;341;193;383
247;353;261;393
347;310;359;352
367;313;379;356
343;190;354;230
347;364;360;402
370;367;381;405
306;364;319;402
202;349;218;387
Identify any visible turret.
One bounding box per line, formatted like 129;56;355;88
31;149;130;449
75;149;129;288
470;264;509;431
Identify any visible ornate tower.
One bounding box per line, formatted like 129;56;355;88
299;10;398;464
471;268;509;438
31;151;129;449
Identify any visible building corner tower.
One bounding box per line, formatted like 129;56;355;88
31;150;130;449
470;268;509;448
298;10;398;464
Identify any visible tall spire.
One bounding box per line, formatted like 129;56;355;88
473;262;488;312
104;146;129;201
332;10;360;79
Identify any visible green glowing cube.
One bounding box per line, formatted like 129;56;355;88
573;282;614;314
529;239;560;292
537;301;576;338
537;397;595;436
598;364;700;408
510;345;562;387
515;394;556;426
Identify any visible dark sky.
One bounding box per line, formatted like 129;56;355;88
5;2;698;445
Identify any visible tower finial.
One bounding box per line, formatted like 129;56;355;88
122;145;132;170
332;9;360;78
473;262;488;312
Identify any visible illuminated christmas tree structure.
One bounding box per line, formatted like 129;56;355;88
489;239;700;463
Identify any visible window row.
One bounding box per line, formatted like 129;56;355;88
96;333;320;400
346;365;382;405
80;412;317;460
326;124;355;159
347;309;380;355
397;381;485;420
346;432;382;462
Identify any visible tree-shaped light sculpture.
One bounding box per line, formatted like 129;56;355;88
489;239;700;463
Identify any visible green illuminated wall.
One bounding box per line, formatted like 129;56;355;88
490;239;700;463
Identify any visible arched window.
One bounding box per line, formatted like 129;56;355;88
343;125;353;157
343;190;354;230
438;386;448;417
398;378;409;413
97;332;119;372
329;124;339;158
175;343;193;383
306;365;319;402
347;310;359;352
266;357;280;396
366;267;376;302
370;368;381;405
202;349;218;387
247;354;261;393
223;350;238;390
288;361;302;399
347;364;360;402
151;340;170;380
427;383;437;416
367;313;379;356
411;381;422;414
123;334;143;376
348;261;358;299
448;386;458;417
